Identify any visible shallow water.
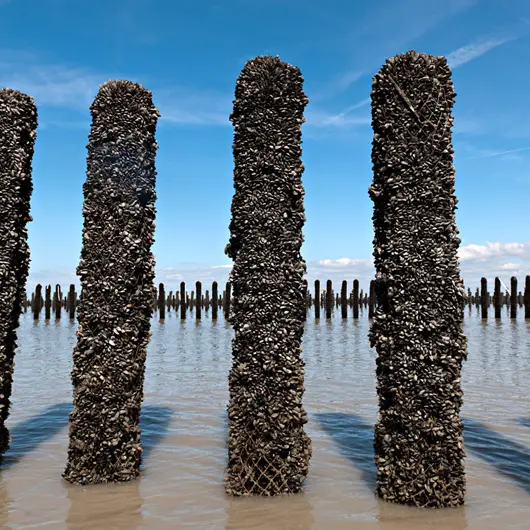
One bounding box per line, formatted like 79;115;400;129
1;305;530;529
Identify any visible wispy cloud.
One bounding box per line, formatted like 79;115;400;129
329;70;365;93
468;146;530;160
155;88;231;126
305;98;371;128
452;117;482;135
447;37;514;68
0;60;101;109
0;52;232;127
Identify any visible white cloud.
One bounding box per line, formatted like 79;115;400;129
458;241;528;262
317;258;373;268
498;263;520;271
25;242;530;295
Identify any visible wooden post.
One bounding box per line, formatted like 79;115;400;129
524;275;530;319
314;280;320;320
494;277;501;319
341;280;348;319
33;284;42;320
353;279;359;319
196;281;202;320
480;278;488;319
510;276;517;319
302;279;308;320
158;283;165;320
44;284;51;320
224;281;231;321
180;282;186;320
368;280;375;319
212;281;218;320
55;284;61;319
325;280;333;319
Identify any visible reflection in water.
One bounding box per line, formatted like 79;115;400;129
65;480;144;530
2;402;71;469
225;494;315;530
0;480;12;530
0;309;528;528
376;499;468;530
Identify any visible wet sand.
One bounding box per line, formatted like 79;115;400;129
1;306;530;529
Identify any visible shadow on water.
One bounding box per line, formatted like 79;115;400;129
318;414;530;498
1;402;172;470
516;417;530;430
140;405;173;464
463;417;530;494
2;402;71;469
315;412;376;490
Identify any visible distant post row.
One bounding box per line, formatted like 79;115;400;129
25;276;530;321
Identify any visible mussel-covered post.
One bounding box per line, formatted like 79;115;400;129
510;276;517;319
224;56;311;496
314;280;320;319
0;88;37;462
63;80;159;485
480;278;488;319
353;279;359;319
212;281;218;320
196;281;202;320
368;51;467;507
494;277;501;319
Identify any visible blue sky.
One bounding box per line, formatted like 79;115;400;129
1;0;530;294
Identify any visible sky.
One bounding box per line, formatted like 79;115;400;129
1;0;530;295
